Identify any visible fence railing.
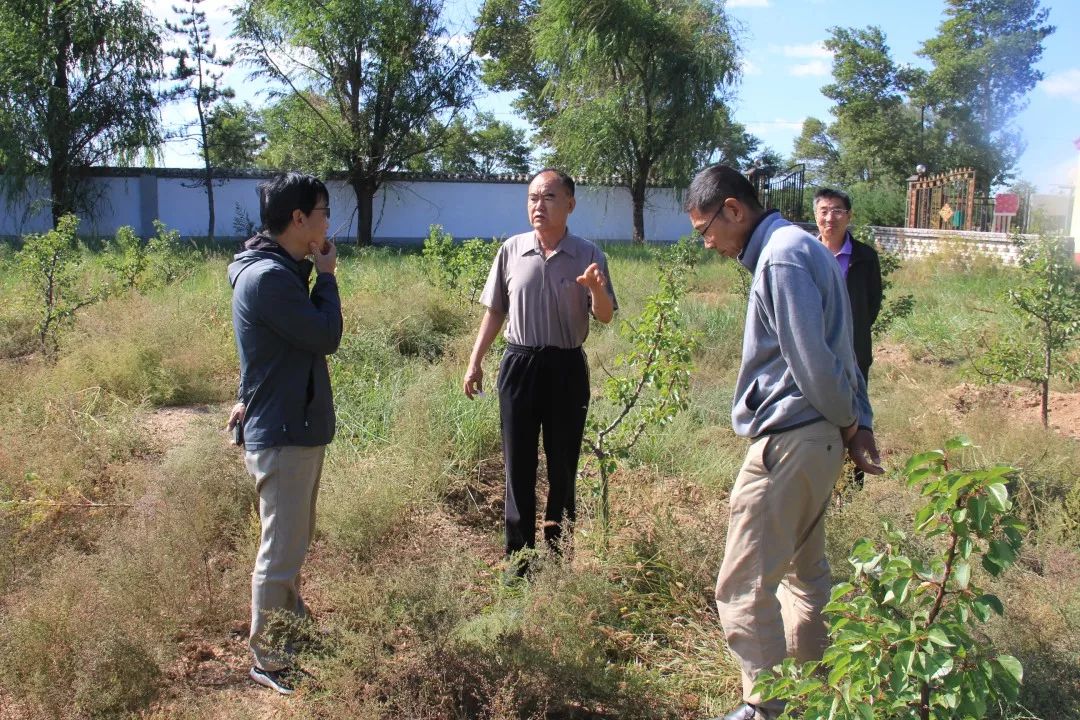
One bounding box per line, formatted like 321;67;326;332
750;164;807;222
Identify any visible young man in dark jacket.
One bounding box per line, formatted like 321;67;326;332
226;173;342;695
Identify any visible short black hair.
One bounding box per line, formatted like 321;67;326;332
258;173;329;235
529;168;575;197
683;164;762;213
813;187;852;211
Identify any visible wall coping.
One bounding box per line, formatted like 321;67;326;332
30;166;684;189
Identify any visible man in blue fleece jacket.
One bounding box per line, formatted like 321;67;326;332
685;165;882;720
226;173;342;695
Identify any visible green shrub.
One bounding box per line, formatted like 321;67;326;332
421;224;500;304
16;214;102;358
758;437;1027;719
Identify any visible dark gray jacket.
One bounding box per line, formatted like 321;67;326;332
228;237;342;449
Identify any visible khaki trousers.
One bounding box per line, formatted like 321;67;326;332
245;444;325;671
715;421;843;716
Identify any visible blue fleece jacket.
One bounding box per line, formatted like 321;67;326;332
732;211;872;438
228;238;343;449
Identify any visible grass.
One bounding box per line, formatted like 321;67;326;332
0;239;1077;718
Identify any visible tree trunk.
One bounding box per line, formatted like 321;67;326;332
206;171;216;243
200;118;215;242
631;178;647;245
351;177;377;246
47;13;73;228
1041;319;1052;427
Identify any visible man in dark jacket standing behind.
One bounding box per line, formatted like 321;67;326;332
813;188;882;384
814;188;882;491
226;172;342;695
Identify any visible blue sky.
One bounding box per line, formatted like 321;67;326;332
151;0;1080;193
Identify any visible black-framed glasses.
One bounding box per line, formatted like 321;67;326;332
312;205;331;219
696;205;724;239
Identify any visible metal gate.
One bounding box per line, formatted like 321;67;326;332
749;164;806;221
906;167;977;230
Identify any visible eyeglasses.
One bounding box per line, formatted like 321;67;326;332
815;207;848;218
312;205;331;219
696;205;724;239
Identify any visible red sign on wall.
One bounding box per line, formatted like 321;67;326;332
994;193;1020;215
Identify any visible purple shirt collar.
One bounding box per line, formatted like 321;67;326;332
817;231;853;278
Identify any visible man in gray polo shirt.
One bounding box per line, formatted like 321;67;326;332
463;168;617;577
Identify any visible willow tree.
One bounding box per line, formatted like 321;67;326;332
478;0;739;243
0;0;163;226
233;0;476;246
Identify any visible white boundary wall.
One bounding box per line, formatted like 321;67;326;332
0;170;692;244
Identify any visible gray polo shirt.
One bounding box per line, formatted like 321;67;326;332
480;230;618;349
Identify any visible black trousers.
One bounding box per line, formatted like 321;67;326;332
498;343;590;556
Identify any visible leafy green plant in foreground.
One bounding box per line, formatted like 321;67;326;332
757;437;1026;719
583;237;699;540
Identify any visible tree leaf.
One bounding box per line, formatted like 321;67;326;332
927;627;954;647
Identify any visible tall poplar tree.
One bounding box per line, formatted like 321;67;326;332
919;0;1053;188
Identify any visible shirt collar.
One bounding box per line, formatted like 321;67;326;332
838;233;853;258
524;229;578;258
737;209;781;272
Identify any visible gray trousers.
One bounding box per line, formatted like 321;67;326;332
245;444;325;671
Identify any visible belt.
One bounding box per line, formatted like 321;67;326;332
505;342;582;354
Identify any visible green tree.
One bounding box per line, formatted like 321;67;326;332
696;107;760;171
205;101;264;170
974;234;1080;427
814;2;1053;193
0;0;164;227
17;215;100;358
409;111;531;175
476;0;740;244
584;238;698;539
166;0;235;241
791;117;840;185
234;0;477;246
256;92;343;173
919;0;1053;188
421;224;500;305
822;26;924;187
757;437;1027;720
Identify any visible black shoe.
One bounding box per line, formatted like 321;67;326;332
709;703;759;720
249;665;300;695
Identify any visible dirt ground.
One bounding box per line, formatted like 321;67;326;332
948;381;1080;440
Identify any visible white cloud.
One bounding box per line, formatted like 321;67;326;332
727;0;770;7
1040;68;1080;103
779;41;833;59
741;58;761;76
745;118;806;136
789;60;831;77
